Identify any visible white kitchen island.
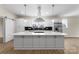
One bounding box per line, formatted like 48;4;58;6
13;31;66;50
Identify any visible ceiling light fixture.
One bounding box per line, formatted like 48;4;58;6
24;4;27;22
52;4;55;18
24;4;27;17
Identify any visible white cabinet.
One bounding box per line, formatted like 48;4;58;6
56;36;64;48
14;36;23;48
39;36;46;48
33;36;40;48
24;36;33;48
46;36;55;48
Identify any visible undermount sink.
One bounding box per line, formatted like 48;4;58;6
32;32;45;35
34;32;44;33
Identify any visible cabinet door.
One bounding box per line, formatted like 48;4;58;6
24;36;32;48
39;36;46;48
14;36;23;48
46;36;55;48
56;36;64;48
33;36;40;48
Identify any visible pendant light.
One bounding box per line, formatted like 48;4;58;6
52;4;55;22
52;4;55;17
24;4;27;22
24;4;27;17
34;5;45;22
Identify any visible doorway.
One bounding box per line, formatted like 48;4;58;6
0;18;4;43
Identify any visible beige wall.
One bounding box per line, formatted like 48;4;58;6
46;16;79;37
66;16;79;37
0;6;16;38
0;6;16;19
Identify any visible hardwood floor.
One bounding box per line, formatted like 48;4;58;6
64;37;79;54
0;39;64;54
0;37;79;54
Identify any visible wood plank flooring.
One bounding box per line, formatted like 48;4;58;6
0;37;79;54
0;39;64;54
64;37;79;54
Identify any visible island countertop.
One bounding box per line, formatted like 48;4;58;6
13;31;67;36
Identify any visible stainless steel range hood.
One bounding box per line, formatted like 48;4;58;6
34;6;45;22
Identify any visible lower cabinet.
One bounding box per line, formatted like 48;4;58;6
14;36;23;48
39;36;46;48
56;36;64;48
24;36;32;48
46;36;55;48
33;36;46;48
33;36;40;48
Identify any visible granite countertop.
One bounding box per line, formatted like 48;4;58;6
13;31;67;36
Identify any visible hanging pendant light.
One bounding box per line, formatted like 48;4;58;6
24;4;27;17
51;4;56;24
34;5;45;22
24;4;27;22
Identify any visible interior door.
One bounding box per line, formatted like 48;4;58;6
4;17;15;42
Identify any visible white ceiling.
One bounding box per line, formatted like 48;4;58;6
1;4;79;17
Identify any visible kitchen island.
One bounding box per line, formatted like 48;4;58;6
13;31;66;50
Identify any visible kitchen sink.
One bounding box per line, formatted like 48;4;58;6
34;32;44;33
32;31;45;35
